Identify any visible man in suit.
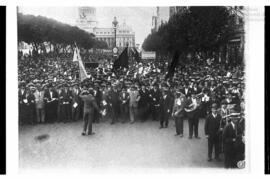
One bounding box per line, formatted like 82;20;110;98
59;84;72;123
201;87;211;118
185;93;200;139
159;87;173;128
119;87;130;123
23;87;36;124
80;88;101;135
150;84;161;121
56;84;63;122
138;84;149;121
93;86;102;123
172;91;186;136
19;82;27;124
222;116;238;168
108;85;120;124
34;84;45;123
181;83;192;98
205;103;222;161
44;84;58;123
128;85;140;124
71;84;81;121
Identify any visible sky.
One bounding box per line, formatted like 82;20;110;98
18;7;157;47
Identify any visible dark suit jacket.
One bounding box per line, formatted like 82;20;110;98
150;89;161;106
181;87;192;97
71;89;81;104
95;89;102;106
222;123;237;150
205;113;221;139
44;90;58;102
27;93;35;103
138;89;149;107
19;89;27;103
172;96;187;117
108;90;119;106
80;94;99;114
119;91;129;105
160;94;173;114
60;89;72;103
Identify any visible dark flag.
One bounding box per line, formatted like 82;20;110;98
113;47;129;70
131;47;140;62
165;51;180;79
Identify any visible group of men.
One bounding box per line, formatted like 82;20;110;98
18;52;245;169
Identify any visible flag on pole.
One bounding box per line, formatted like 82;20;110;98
131;47;140;62
73;48;78;62
113;47;129;70
165;51;180;79
73;46;89;82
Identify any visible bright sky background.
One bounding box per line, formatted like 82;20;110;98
18;7;157;47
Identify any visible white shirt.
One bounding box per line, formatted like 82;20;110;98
185;88;188;94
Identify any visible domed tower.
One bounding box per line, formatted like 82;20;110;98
76;7;98;33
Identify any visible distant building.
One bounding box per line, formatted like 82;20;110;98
76;7;135;49
225;6;245;65
151;7;170;33
76;7;98;33
169;6;189;17
93;21;135;49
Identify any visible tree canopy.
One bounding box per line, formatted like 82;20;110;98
18;12;107;54
142;7;237;59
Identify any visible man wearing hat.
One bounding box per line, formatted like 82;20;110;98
93;85;103;123
181;83;192;98
222;114;239;168
205;103;222;161
119;87;130;123
159;86;173;129
108;84;120;124
44;84;58;123
172;91;186;136
18;81;27;124
71;83;81;122
149;84;161;121
128;85;140;124
80;88;101;135
59;83;72;123
185;93;200;139
138;83;149;122
34;83;45;123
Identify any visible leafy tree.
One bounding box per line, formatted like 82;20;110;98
142;6;237;60
18;13;105;56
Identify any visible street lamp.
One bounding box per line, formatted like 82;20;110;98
112;17;118;48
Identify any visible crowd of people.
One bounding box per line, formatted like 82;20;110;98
18;50;245;169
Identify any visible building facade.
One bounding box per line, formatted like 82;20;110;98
93;21;135;49
151;7;170;33
76;7;135;49
169;6;189;17
76;7;98;33
226;6;245;65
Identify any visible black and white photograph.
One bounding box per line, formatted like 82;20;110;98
1;2;263;175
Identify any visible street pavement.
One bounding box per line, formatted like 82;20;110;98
19;118;224;172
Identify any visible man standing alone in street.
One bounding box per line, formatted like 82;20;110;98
80;88;101;136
